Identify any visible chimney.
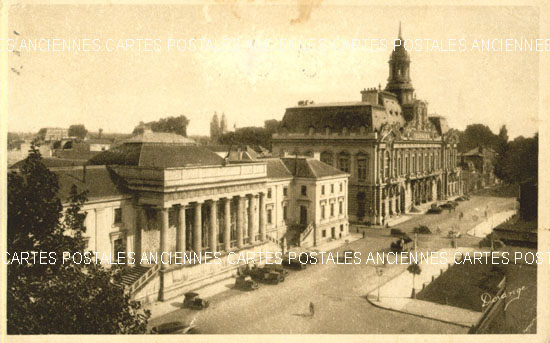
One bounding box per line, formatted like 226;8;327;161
361;87;379;104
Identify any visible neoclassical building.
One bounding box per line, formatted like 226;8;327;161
44;130;348;302
272;27;462;225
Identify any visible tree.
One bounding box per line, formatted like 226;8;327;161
132;115;190;137
457;124;499;153
407;262;422;299
69;124;88;139
493;133;538;184
210;112;220;142
7;145;150;334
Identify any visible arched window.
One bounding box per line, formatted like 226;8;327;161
357;192;366;219
397;151;402;176
412;153;416;173
405;152;410;174
419;152;423;172
320;151;333;166
356;153;368;181
338;152;351;173
424;152;429;171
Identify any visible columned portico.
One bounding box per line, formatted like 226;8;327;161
209;200;218;252
193;202;202;254
247;194;256;244
176;204;186;253
160;207;169;269
223;198;231;251
259;192;266;241
236;196;245;248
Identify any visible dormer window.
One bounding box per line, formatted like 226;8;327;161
325;126;331;135
308;126;315;136
359;126;366;135
342;127;349;135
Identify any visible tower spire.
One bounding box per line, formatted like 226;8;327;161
398;21;402;39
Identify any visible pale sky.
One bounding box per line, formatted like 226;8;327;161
6;5;540;138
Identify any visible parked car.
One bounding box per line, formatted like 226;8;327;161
427;204;443;214
282;256;307;270
263;263;289;277
390;228;405;237
455;196;469;201
183;292;209;310
235;275;259;291
439;202;456;209
245;266;285;285
151;321;196;334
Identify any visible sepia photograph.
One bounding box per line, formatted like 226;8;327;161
1;1;548;340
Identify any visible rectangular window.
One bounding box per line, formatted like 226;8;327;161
340;224;344;232
321;185;325;195
114;208;122;224
331;184;334;193
330;203;334;217
283;205;287;220
339;201;343;214
301;185;307;196
340;183;343;192
321;205;325;219
267;209;272;224
322;230;326;238
267;188;272;199
283;187;288;197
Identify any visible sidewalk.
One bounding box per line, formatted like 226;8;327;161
146;233;363;319
366;247;482;328
467;210;517;238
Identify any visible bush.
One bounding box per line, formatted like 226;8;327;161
413;225;432;234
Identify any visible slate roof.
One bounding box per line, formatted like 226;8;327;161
281;157;348;179
88;143;225;168
264;158;293;179
53;166;128;202
10;157;88;169
124;131;196;145
88;132;224;168
279;104;374;134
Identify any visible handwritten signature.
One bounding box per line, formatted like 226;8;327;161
481;286;527;311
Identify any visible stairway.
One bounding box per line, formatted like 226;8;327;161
120;265;153;287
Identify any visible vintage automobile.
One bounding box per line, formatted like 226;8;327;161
263;263;290;277
234;275;259;291
455;196;469;201
183;292;209;310
439;202;457;210
150;321;196;334
245;266;285;285
427;204;443;214
390;228;405;237
282;256;307;270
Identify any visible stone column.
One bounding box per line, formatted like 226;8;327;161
160;207;169;269
176;204;186;253
248;195;256;245
193;202;202;254
209;200;218;252
134;206;142;262
236;196;244;248
259;192;266;242
223;198;231;251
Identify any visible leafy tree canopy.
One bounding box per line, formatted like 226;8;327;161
68;124;88;139
7;145;150;334
133;115;190;137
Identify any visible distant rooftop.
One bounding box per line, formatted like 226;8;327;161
123;130;197;145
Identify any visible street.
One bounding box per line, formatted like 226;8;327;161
148;194;516;334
